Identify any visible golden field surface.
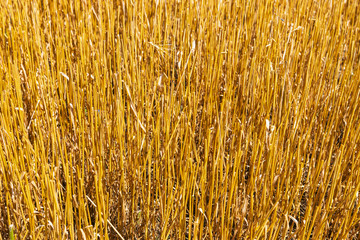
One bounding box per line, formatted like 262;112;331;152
0;0;360;239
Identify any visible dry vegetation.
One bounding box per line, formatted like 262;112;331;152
0;0;360;239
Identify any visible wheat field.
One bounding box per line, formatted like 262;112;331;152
0;0;360;239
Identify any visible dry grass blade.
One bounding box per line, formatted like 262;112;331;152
0;0;359;239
